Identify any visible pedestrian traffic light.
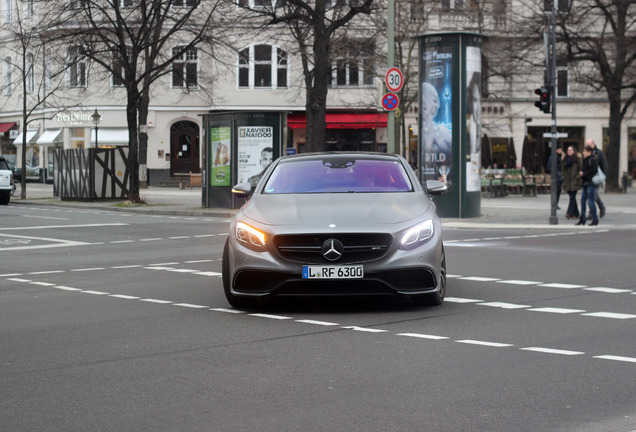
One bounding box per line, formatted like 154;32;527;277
534;87;551;113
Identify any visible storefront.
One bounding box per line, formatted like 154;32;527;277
287;112;388;153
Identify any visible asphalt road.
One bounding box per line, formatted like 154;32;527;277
1;203;635;432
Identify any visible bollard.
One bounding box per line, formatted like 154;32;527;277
622;171;629;193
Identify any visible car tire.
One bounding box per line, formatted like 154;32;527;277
0;193;9;205
222;239;254;309
412;246;446;307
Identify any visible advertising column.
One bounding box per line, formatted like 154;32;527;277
418;32;484;218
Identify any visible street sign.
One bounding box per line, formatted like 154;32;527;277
382;93;399;111
543;132;568;138
385;67;403;93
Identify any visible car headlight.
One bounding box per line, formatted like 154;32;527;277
400;219;434;250
235;221;267;251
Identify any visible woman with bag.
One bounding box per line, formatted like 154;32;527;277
576;144;599;226
562;145;582;220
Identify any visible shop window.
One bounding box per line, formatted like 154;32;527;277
238;44;288;89
70;127;86;149
172;46;198;89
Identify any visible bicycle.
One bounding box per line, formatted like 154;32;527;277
11;180;21;197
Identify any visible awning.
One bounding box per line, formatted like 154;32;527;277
13;131;38;144
36;129;63;145
482;123;513;138
91;129;129;145
287;112;388;129
0;122;16;134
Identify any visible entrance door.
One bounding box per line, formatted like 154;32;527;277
170;121;200;175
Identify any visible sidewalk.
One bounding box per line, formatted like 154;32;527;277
11;182;636;229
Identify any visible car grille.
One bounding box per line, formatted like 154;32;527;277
273;233;392;264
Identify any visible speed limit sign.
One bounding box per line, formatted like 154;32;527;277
385;67;403;93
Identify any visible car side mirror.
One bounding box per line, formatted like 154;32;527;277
426;179;448;196
231;182;253;199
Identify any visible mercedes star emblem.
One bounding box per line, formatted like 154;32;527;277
321;239;344;262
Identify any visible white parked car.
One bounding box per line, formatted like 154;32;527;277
0;156;14;205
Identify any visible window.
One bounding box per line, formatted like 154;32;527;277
237;45;288;89
544;0;570;12
3;0;11;22
69;0;88;9
557;67;568;97
44;49;52;91
26;53;34;94
440;0;463;11
330;42;374;88
24;0;34;18
120;0;133;6
237;0;283;8
67;46;86;87
172;46;198;89
172;0;197;7
2;56;12;95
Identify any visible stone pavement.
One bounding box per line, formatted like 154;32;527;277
10;182;636;229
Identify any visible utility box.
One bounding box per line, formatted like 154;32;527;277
418;32;485;218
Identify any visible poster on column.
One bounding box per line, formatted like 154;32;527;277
211;127;231;186
420;45;453;190
237;126;273;187
466;45;482;192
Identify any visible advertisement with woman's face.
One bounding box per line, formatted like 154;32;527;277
420;45;453;188
465;45;482;192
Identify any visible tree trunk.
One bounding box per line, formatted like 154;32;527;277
304;29;330;153
138;87;150;189
126;90;140;202
606;96;622;192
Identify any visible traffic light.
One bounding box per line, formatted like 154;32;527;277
534;86;551;113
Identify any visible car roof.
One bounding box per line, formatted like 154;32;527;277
278;152;402;163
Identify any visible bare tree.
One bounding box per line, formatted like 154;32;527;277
236;0;376;152
556;0;636;191
1;0;70;198
58;0;220;201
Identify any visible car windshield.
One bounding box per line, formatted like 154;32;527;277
263;157;413;194
0;160;8;170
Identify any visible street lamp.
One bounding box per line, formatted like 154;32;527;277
91;109;101;147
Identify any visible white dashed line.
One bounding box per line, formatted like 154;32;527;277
520;347;585;356
445;297;483;303
582;312;636;319
459;276;501;282
456;340;513;348
111;265;143;269
195;271;222;277
71;268;105;272
30;281;56;286
54;286;82;291
81;290;109;295
7;278;31;283
342;326;388;333
585;287;632;294
174;303;209;309
140;298;173;304
28;270;65;275
497;280;540;285
397;333;449;340
295;319;340;326
210;308;246;314
109;294;140;299
249;313;292;320
539;283;586;289
528;307;587;314
593;355;636;364
478;302;530;309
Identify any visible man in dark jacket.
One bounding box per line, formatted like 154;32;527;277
585;139;607;217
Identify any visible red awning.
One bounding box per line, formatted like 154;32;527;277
0;123;16;134
287;113;387;129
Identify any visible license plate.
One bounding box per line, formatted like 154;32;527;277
302;265;364;279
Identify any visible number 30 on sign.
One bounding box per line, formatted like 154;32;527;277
385;67;403;93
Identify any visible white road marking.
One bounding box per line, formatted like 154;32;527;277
478;302;530;309
143;266;175;271
528;307;587;314
0;273;23;277
7;278;31;283
71;268;105;272
169;236;191;240
195;272;222;277
81;290;109;295
0;233;90;251
30;282;55;286
167;269;199;273
109;294;140;299
110;240;135;244
445;297;483;303
111;265;143;269
20;214;69;221
498;280;540;285
54;286;82;291
249;313;293;320
185;260;213;264
593;355;636;364
397;333;449;340
342;326;388;333
0;223;128;231
295;319;340;326
585;287;632;294
28;270;65;275
210;308;245;314
140;299;173;304
140;238;163;242
520;347;585;356
456;340;513;348
582;312;636;319
149;262;180;266
174;303;208;309
458;276;501;282
539;283;586;289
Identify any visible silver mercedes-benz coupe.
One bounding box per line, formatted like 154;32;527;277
222;152;448;308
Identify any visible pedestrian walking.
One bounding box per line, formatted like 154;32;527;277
577;144;599;226
547;145;563;209
585;139;607;217
562;144;582;219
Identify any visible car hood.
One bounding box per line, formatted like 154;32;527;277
241;192;432;227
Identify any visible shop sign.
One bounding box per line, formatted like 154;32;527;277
56;111;94;125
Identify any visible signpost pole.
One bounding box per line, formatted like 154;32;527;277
549;0;558;225
387;0;395;154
